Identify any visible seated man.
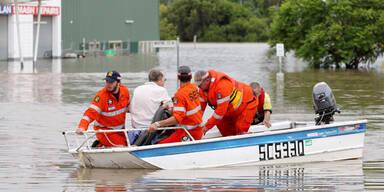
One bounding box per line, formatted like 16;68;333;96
76;70;130;147
128;68;172;144
250;82;272;128
148;66;203;143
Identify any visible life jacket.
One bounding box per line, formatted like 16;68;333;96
206;70;247;114
78;84;130;131
257;88;265;117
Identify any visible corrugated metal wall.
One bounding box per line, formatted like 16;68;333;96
61;0;159;53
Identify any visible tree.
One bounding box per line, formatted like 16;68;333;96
229;0;282;17
160;4;177;40
269;0;384;69
163;0;269;42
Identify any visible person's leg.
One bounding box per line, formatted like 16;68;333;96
127;130;141;145
217;117;237;136
235;107;258;135
158;129;185;144
188;127;203;140
157;127;203;144
97;132;127;147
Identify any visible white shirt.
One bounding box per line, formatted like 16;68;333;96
129;82;172;128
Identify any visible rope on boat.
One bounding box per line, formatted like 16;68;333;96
78;150;86;168
103;132;125;147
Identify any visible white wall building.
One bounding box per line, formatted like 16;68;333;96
0;0;61;61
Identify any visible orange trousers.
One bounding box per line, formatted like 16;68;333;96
216;105;257;136
96;131;127;147
158;127;203;144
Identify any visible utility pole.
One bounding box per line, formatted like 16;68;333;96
33;0;42;64
14;0;24;66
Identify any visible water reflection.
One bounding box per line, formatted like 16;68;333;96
0;62;62;103
66;160;364;191
364;160;384;191
60;54;159;73
65;168;153;191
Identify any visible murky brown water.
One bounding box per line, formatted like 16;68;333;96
0;43;383;191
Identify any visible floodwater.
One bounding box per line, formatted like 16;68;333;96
0;43;383;191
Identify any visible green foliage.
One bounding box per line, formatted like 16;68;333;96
269;0;384;69
161;0;269;42
229;0;282;17
160;4;177;40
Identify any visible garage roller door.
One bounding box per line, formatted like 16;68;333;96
0;15;7;61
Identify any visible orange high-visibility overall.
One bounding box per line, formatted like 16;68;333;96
78;84;130;147
159;83;203;144
199;70;258;136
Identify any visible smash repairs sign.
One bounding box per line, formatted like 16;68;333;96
12;5;60;16
0;5;12;15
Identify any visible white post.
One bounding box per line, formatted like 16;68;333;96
14;0;24;65
33;0;42;63
276;43;285;81
176;37;180;88
193;35;197;48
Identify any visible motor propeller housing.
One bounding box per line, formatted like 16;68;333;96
312;82;340;125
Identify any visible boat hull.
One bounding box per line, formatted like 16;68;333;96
69;120;366;169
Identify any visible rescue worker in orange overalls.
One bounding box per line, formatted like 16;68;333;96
76;70;130;147
194;70;258;136
148;66;203;143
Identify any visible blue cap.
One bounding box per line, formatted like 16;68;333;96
104;70;121;82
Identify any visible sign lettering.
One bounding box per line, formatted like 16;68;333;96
12;5;60;16
40;6;60;16
0;5;12;15
276;43;284;57
153;40;177;48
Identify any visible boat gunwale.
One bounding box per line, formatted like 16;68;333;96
69;119;367;154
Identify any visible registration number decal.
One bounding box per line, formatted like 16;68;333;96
259;140;305;161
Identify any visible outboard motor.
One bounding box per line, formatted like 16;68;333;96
312;82;340;125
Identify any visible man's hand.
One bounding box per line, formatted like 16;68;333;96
263;111;272;128
148;123;158;133
257;121;271;128
76;128;85;135
167;106;173;114
202;125;209;135
263;120;271;128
